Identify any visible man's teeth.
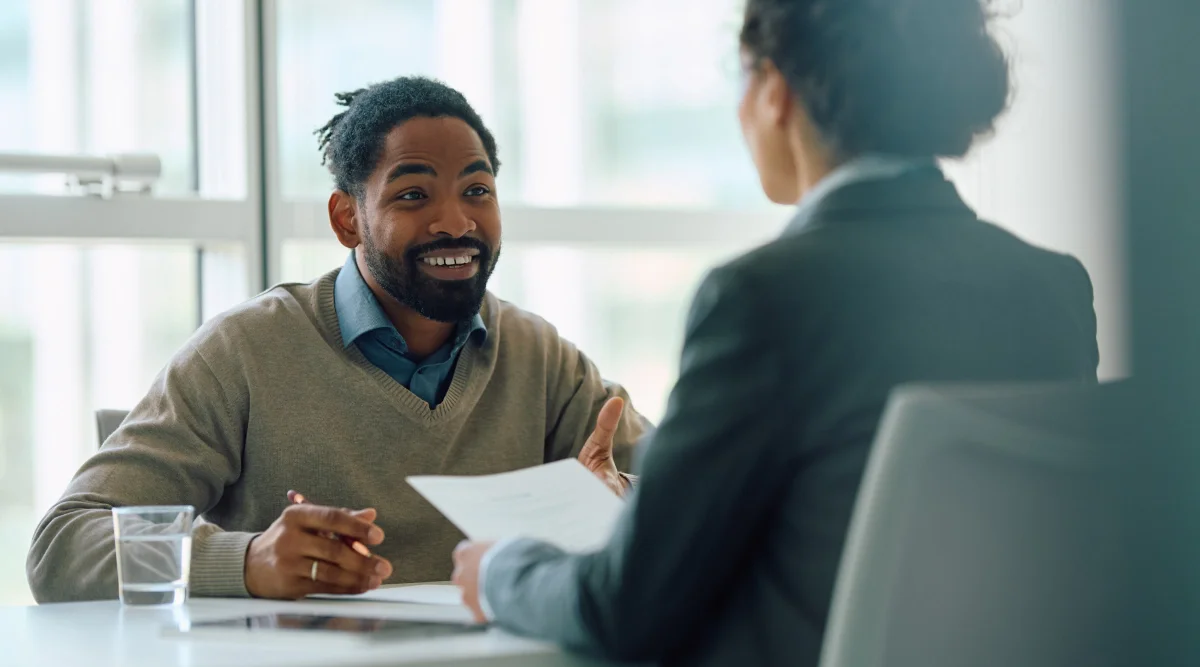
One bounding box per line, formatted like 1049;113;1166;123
422;255;473;266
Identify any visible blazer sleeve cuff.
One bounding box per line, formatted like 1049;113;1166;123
477;537;521;621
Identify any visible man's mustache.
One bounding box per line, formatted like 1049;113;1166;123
405;236;491;261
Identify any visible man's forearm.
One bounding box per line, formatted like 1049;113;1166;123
27;507;124;603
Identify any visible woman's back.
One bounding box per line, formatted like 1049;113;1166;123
675;164;1098;666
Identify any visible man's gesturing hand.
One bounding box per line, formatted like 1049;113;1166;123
577;396;630;497
244;504;392;599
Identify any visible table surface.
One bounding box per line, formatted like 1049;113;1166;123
1;597;616;667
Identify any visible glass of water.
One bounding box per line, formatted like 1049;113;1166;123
112;505;194;606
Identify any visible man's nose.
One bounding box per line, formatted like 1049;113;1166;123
428;200;476;238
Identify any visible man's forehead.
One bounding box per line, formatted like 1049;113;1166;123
379;117;489;164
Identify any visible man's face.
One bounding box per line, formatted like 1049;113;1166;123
355;116;501;323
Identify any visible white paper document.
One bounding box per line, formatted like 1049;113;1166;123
311;583;463;606
407;459;625;552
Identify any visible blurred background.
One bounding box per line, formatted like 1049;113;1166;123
0;0;1123;604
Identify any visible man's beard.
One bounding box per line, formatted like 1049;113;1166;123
362;229;499;324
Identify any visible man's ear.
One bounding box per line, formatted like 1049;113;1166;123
329;190;360;249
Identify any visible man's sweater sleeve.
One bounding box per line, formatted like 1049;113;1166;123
543;338;651;473
26;342;253;602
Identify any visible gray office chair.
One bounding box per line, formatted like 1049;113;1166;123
819;382;1131;667
95;409;130;447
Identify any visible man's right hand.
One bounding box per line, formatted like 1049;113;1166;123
244;504;392;599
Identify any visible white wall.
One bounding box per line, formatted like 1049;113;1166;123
944;0;1127;379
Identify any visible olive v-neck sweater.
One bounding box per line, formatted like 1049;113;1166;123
27;269;647;602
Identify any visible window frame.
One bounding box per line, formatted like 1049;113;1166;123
0;0;264;299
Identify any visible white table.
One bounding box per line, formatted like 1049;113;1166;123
1;597;620;667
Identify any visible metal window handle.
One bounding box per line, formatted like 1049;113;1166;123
0;152;162;198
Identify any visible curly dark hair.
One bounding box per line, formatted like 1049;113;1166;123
740;0;1011;159
315;76;500;199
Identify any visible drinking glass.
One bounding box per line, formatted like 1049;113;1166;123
112;505;194;606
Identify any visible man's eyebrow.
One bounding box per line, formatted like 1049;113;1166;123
387;162;437;183
458;160;493;178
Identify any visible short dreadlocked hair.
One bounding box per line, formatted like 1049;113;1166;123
315;76;500;199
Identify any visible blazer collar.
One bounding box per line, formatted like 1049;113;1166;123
783;164;973;236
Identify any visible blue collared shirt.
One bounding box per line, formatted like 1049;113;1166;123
334;253;487;407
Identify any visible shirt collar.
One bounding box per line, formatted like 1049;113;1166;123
334;252;488;351
785;154;937;235
454;311;488;351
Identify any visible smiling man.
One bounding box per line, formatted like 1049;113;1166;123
27;76;648;603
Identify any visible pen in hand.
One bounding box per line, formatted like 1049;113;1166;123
287;490;373;558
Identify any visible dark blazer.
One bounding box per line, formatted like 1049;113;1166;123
482;167;1100;666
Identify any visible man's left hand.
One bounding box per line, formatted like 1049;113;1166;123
577;397;630;497
452;540;495;623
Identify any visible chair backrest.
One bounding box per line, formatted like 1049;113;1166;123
819;381;1131;667
95;409;130;448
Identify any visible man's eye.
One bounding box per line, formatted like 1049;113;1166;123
464;185;489;197
397;190;425;201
